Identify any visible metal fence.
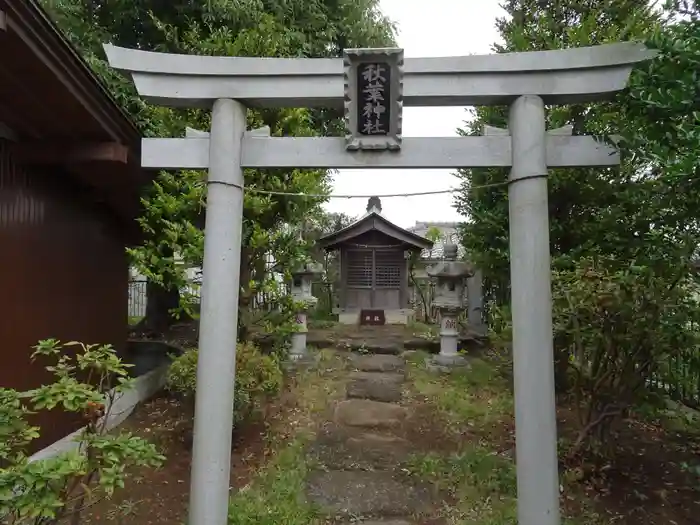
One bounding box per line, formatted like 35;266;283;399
129;279;204;318
649;349;700;409
128;280;148;318
129;279;282;318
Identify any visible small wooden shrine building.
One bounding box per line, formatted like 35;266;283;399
319;197;433;324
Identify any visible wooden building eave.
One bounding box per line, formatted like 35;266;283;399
0;0;141;144
9;141;131;165
319;212;434;251
0;0;151;243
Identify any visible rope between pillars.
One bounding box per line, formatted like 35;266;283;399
507;173;548;185
208;180;244;190
345;243;406;249
204;178;522;199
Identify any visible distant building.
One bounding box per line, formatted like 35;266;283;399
407;221;465;260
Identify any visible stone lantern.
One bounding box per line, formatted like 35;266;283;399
426;244;474;369
289;261;324;361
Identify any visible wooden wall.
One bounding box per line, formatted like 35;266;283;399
0;140;129;452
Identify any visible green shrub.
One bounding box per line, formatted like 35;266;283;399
0;339;164;524
307;318;337;329
166;341;283;425
488;256;700;455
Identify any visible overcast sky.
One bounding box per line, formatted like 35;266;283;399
323;0;505;229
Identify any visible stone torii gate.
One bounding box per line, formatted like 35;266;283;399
104;42;652;525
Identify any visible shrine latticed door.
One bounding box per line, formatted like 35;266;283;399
346;248;403;309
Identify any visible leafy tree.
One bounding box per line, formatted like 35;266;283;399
455;0;661;311
454;0;700;452
618;1;700;253
305;210;356;317
407;227;443;324
41;0;396;336
425;226;442;245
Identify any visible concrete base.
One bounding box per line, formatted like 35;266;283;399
425;354;470;374
283;354;317;373
290;331;308;360
336;309;415;325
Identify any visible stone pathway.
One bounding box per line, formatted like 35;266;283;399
305;353;441;524
305;324;486;355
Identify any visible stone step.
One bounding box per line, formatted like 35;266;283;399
352;354;406;373
305;336;406;355
343;518;417;525
347;372;404;403
354;343;404;355
306;470;435;518
310;424;412;470
334;399;408;429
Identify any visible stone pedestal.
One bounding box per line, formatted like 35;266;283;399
289;261;323;361
425;244;473;372
290;311;311;361
436;306;463;362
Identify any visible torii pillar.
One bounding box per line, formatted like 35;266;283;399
485;115;576;525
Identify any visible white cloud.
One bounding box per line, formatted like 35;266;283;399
324;0;505;228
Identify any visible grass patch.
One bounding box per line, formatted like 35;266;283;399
406;447;603;525
405;445;517;524
227;438;316;525
404;352;606;525
307;319;339;329
225;348;347;525
407;320;439;339
634;396;700;436
407;352;513;436
295;348;348;415
405;353;518;523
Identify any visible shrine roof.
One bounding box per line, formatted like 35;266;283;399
318;197;434;251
